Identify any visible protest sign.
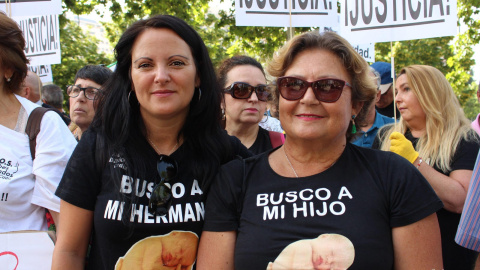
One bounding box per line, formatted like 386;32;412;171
235;0;339;28
28;65;53;84
0;0;61;17
13;14;61;66
339;0;457;43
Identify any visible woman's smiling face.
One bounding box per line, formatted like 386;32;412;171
130;28;199;123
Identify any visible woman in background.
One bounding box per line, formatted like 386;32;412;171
377;65;480;270
68;65;112;140
218;55;283;154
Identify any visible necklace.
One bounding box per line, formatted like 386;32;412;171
283;146;299;178
283;146;339;178
147;136;179;156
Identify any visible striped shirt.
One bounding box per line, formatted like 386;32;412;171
455;149;480;251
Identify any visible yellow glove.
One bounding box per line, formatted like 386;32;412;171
389;132;419;164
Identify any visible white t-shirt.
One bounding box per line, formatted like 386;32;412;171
0;95;77;232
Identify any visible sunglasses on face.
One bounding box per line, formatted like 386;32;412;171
276;76;352;103
148;155;178;216
66;85;101;100
224;82;270;102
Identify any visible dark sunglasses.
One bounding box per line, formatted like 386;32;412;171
277;76;352;103
148;155;178;216
224;82;270;102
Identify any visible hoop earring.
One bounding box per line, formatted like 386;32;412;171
198;87;202;101
221;108;226;120
351;115;356;134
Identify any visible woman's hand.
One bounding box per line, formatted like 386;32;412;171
389;132;419;164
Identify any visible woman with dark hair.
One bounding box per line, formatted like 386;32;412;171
68;65;112;140
198;31;443;269
0;11;76;232
52;14;249;270
218;55;283;154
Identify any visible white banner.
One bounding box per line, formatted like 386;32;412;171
0;0;62;17
28;65;53;83
323;27;375;63
339;0;457;43
235;0;339;27
13;14;61;66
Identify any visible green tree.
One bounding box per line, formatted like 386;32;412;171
52;16;112;111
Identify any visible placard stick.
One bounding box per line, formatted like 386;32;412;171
287;0;294;40
5;0;12;17
391;41;397;129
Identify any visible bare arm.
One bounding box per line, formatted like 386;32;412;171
392;213;443;270
415;157;472;213
196;231;236;270
51;200;93;270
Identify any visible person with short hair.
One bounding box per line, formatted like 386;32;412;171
42;84;70;126
352;67;394;148
371;61;400;119
16;70;42;104
198;31;443;270
378;65;480;270
68;65;112;140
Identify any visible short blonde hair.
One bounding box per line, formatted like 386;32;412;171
379;65;477;172
267;31;377;142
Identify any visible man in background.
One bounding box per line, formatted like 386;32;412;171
352;67;394;148
42;84;71;126
371;62;400;119
16;71;42;104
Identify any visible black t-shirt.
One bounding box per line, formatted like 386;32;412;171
248;127;274;155
56;130;251;270
204;143;443;270
405;132;480;270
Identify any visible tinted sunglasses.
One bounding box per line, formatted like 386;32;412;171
224;82;270;102
148;155;178;216
277;76;352;103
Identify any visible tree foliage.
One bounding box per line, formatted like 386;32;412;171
61;0;480;117
51;16;112;111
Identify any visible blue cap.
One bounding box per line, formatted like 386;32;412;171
370;62;394;94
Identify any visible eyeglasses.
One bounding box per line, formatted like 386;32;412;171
66;85;101;100
148;155;177;216
224;82;270;102
276;76;352;103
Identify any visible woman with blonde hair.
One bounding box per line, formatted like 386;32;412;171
198;32;443;270
377;64;479;270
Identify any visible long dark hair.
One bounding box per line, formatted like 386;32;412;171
92;15;233;201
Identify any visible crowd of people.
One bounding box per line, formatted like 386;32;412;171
2;9;480;270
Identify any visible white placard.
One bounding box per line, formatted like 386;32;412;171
0;0;62;17
323;27;375;63
28;65;53;83
339;0;457;44
0;232;54;270
13;14;61;66
353;43;375;62
235;0;339;27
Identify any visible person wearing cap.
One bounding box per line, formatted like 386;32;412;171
352;67;394;148
371;61;400;119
